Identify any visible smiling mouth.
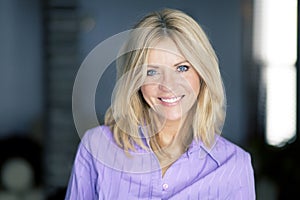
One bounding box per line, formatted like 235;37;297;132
158;95;184;103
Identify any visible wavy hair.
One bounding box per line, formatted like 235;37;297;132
104;8;226;151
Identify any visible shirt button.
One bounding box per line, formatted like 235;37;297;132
162;183;169;191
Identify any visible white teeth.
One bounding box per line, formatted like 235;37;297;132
160;96;182;103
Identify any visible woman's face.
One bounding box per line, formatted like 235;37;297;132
141;38;200;122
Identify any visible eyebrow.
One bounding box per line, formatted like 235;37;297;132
147;60;190;68
173;60;189;67
147;65;160;68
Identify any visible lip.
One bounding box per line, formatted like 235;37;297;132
158;95;184;106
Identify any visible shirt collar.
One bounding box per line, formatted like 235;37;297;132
138;126;221;166
138;126;151;147
187;135;221;166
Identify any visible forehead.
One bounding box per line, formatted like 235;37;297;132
147;38;186;65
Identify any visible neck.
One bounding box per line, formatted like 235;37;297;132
157;119;181;147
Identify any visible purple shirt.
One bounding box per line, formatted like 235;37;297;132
65;126;255;199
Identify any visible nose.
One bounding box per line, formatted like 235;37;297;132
158;69;177;92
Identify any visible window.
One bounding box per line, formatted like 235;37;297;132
253;0;298;147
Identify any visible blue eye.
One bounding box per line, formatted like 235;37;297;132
146;69;158;76
177;65;189;72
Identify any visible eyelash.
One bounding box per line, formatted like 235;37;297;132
146;69;158;76
177;65;189;72
146;65;190;76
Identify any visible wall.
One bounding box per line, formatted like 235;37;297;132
0;0;43;137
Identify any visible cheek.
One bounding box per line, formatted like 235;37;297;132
191;79;200;95
141;84;155;102
185;74;201;96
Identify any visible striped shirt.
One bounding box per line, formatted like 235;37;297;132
65;126;255;199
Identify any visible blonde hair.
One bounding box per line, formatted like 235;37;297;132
105;8;226;151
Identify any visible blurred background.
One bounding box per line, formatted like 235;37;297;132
0;0;299;199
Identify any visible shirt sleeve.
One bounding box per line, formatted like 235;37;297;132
226;152;256;200
65;140;98;200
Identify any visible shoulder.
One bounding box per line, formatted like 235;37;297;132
211;136;256;199
82;125;112;141
79;125;157;173
73;125;112;160
80;125;115;148
209;135;252;167
66;126;111;199
76;125;116;163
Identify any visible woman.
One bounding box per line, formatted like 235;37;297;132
66;8;255;199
